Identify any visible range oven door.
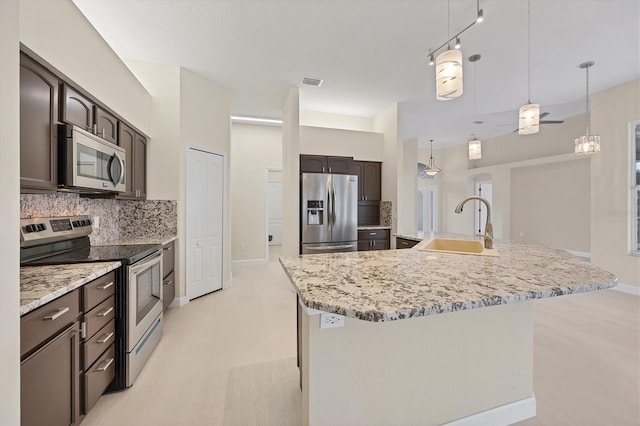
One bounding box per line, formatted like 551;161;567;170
127;251;163;352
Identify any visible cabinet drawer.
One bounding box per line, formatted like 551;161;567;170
163;271;175;311
162;242;174;278
396;237;419;249
21;290;80;358
85;296;115;340
358;229;390;241
84;344;115;413
83;271;116;312
84;319;115;369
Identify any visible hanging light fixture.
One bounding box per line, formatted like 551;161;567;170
518;0;540;135
575;61;600;154
468;137;482;160
428;1;485;101
425;139;442;176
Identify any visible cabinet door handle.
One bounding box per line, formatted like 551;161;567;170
43;307;70;321
163;246;173;251
98;281;114;290
96;358;114;372
329;167;332;173
97;331;114;344
163;280;173;286
322;167;325;173
96;306;114;317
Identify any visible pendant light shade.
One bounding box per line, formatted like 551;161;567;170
468;138;481;160
436;49;463;100
518;0;539;135
518;103;540;135
575;61;600;154
425;139;442;176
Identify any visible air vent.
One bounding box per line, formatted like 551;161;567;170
301;77;324;87
473;120;484;125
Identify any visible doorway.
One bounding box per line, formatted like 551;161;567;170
417;185;438;233
266;169;283;263
186;147;224;299
474;179;493;236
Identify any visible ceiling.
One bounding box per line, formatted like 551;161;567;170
73;0;639;147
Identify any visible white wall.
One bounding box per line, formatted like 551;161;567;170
231;123;283;262
398;139;418;233
0;1;21;423
300;110;374;132
299;126;383;161
591;79;640;287
19;0;152;134
511;159;591;252
374;104;401;246
282;88;300;256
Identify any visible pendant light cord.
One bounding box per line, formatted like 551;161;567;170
527;0;531;103
447;0;451;48
586;65;591;136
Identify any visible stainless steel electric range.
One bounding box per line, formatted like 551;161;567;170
20;215;164;389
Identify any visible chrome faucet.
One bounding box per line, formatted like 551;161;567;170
454;196;494;249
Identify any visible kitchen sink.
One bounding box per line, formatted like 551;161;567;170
417;238;499;257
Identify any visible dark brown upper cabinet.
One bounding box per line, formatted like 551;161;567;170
300;154;353;174
94;107;118;145
117;122;146;199
20;52;59;192
353;161;381;201
134;133;147;199
326;156;353;174
300;155;327;173
61;84;94;131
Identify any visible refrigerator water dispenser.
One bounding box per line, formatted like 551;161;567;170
306;200;324;225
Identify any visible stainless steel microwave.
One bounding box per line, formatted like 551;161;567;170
58;124;126;193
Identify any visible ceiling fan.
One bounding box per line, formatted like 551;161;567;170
497;112;565;133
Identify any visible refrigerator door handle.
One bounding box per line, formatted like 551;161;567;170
327;184;332;227
331;183;336;225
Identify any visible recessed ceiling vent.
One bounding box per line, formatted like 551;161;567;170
301;77;323;87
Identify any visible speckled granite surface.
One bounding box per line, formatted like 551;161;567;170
118;200;177;240
380;201;392;226
358;226;392;230
394;232;427;242
280;240;617;322
101;236;176;246
20;262;121;316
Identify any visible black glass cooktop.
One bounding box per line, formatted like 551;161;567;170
24;243;161;266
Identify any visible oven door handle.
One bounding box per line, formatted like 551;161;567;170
130;251;162;276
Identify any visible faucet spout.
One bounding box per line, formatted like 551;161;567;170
454;196;494;249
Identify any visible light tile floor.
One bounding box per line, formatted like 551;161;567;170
84;247;639;425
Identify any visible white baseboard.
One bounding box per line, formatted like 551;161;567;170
443;395;536;426
168;296;189;308
611;283;640;296
232;258;267;266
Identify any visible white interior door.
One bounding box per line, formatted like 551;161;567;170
418;185;438;233
267;182;283;246
187;148;223;299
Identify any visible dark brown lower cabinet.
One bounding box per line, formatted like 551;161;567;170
357;229;390;251
396;237;419;249
21;321;81;426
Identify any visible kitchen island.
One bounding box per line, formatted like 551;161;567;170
280;237;617;425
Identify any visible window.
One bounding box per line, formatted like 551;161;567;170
633;122;640;253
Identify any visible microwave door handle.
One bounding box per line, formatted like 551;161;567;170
112;152;124;185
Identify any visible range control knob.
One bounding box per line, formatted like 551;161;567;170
25;224;36;233
36;224;46;232
72;220;80;227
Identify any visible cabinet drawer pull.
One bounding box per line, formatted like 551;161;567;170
98;281;114;290
163;246;173;251
97;331;114;344
96;358;114;372
369;232;376;236
96;307;113;317
43;307;69;321
163;280;173;286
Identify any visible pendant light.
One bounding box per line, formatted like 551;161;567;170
436;0;463;100
468;54;482;160
425;139;442;176
518;0;540;135
575;61;600;154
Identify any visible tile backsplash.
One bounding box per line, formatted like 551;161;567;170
20;193;177;244
380;201;392;227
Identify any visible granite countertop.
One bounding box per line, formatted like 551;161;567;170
394;232;427;242
279;239;617;322
100;236;176;246
358;225;392;230
20;262;121;316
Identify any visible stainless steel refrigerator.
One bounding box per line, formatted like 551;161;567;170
300;173;358;254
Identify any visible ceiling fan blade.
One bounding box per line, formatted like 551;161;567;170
539;112;550;119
